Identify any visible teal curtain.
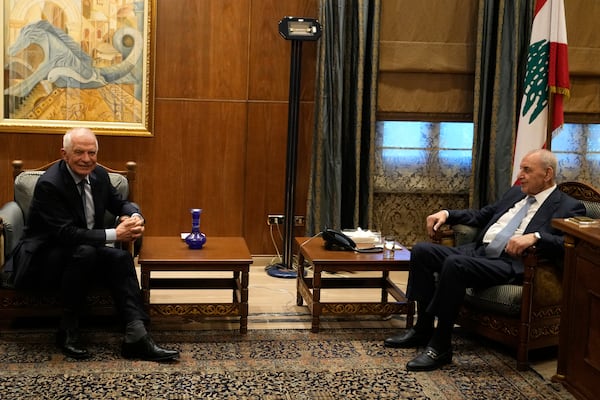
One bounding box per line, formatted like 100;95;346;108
306;0;381;235
471;0;533;207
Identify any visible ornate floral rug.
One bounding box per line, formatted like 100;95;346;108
0;327;574;399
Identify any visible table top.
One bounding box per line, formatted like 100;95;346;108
295;236;410;266
138;236;253;265
552;218;600;247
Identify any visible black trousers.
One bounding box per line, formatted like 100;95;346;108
406;242;520;327
32;243;149;325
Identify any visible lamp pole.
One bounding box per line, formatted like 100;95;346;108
266;17;322;278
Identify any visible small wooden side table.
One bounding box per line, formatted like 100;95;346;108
551;219;600;400
295;237;414;333
138;236;253;333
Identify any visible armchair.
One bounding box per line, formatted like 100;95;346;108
0;159;138;328
435;181;600;370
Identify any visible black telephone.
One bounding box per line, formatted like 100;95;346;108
322;228;356;251
321;228;382;253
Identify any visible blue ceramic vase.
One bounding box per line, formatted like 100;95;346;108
185;208;207;249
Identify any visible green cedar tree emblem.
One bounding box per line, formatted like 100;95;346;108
522;39;549;123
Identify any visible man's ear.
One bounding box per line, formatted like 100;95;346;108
545;166;554;182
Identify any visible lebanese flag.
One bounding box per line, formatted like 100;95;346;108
511;0;569;183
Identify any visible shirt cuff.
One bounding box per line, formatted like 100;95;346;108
106;228;117;242
131;213;145;224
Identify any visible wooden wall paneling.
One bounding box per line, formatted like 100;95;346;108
244;102;288;253
154;0;250;99
92;133;149;173
1;134;65;203
245;0;319;253
244;102;313;254
140;100;248;239
1;135;63;167
248;0;319;101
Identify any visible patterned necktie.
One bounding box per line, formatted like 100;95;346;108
79;180;95;229
485;196;536;257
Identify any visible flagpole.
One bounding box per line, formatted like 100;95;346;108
546;92;554;151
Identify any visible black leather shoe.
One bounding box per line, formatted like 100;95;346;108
406;346;453;371
121;334;179;361
384;328;431;348
56;329;91;360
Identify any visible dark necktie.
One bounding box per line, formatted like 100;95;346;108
78;180;94;229
485;196;536;257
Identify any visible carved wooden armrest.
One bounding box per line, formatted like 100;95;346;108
432;225;455;246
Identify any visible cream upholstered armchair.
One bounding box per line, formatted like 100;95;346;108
434;181;600;370
0;159;138;327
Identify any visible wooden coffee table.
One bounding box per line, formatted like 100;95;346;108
137;236;253;333
296;237;414;333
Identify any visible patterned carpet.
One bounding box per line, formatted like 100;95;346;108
0;327;575;399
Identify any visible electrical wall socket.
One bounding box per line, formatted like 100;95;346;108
267;215;306;226
267;215;285;225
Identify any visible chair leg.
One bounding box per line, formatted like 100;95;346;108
516;347;529;371
516;318;531;370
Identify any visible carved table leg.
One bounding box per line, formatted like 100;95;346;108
311;264;322;333
240;267;249;334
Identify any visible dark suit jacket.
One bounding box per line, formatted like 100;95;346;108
6;160;141;288
447;185;586;272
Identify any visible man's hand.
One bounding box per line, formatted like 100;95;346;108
116;215;145;242
118;214;144;225
426;211;448;239
504;233;538;257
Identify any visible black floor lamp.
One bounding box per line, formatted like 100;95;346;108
266;17;322;279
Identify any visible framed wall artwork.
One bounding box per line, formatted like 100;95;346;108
0;0;156;136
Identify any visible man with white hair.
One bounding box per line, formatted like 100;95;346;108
6;127;179;362
384;149;585;371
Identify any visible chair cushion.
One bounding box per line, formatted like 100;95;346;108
465;285;522;316
103;173;129;227
108;173;129;199
0;201;24;257
582;200;600;219
14;171;44;222
453;224;479;246
532;264;563;306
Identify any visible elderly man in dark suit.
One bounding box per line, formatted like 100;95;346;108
384;149;585;371
6;127;178;362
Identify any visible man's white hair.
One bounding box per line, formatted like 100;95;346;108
63;127;99;152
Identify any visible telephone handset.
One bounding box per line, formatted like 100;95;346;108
321;228;382;253
322;228;357;251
